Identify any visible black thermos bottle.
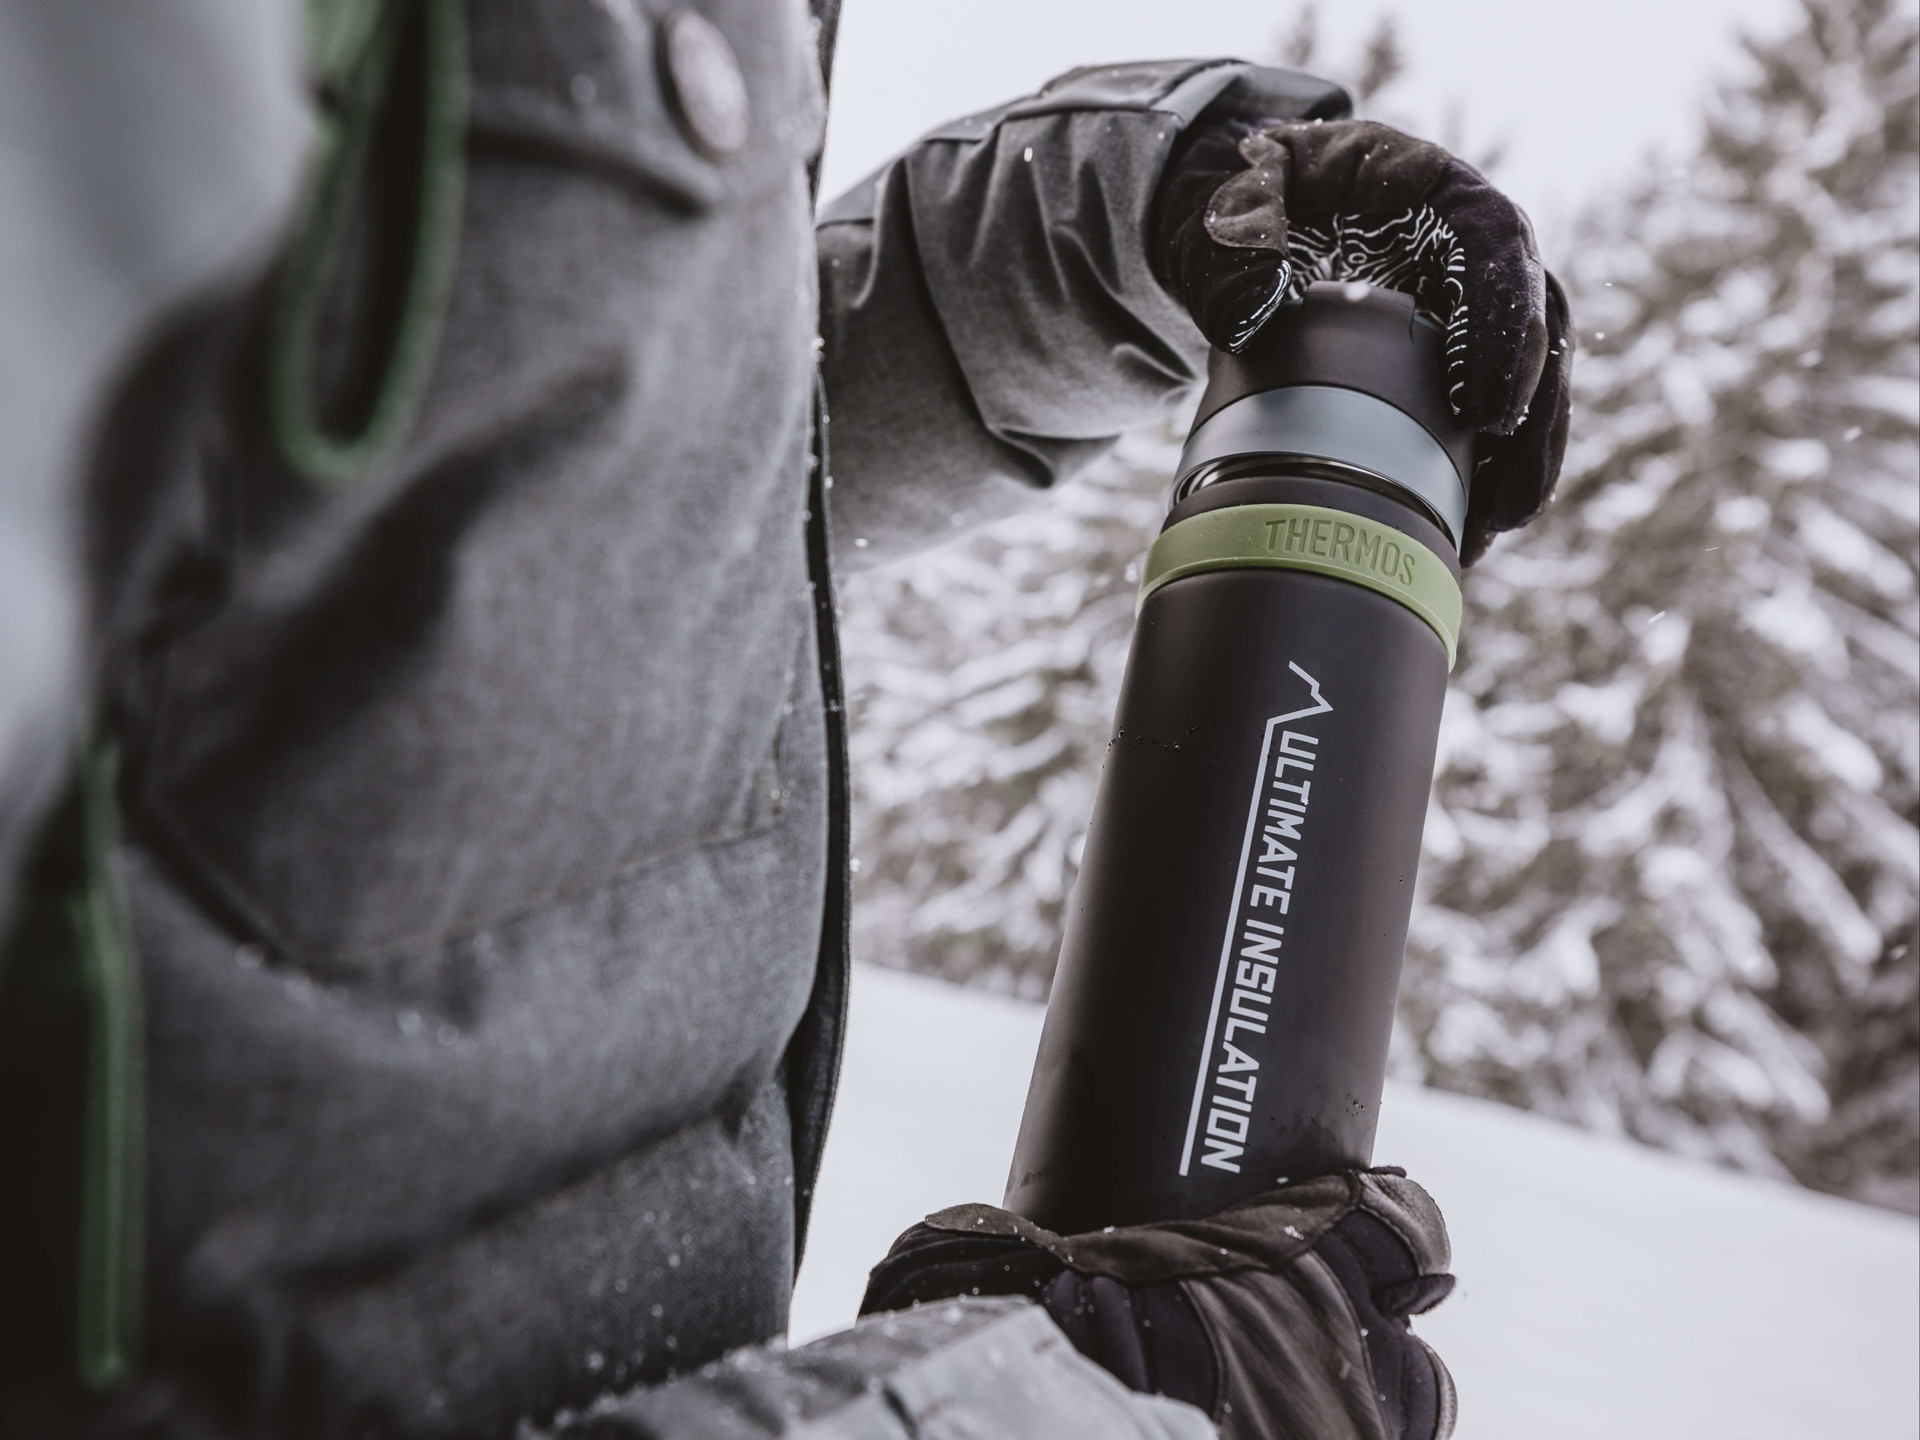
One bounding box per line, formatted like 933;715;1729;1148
1005;281;1475;1232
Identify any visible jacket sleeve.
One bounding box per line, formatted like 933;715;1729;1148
815;60;1349;569
556;1296;1213;1440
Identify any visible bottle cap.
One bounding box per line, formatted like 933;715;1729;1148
1175;282;1476;550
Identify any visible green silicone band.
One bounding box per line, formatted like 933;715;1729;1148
1140;503;1462;669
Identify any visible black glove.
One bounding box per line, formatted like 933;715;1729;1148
1152;116;1572;565
862;1169;1457;1440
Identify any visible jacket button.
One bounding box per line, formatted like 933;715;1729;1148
659;9;750;157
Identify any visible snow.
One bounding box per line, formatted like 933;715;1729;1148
791;963;1920;1439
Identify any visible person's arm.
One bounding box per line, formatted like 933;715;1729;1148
815;61;1350;569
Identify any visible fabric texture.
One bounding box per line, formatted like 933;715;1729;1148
860;1171;1457;1440
556;1298;1213;1440
1151;116;1572;563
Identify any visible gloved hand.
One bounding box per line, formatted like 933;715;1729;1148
1151;116;1572;565
861;1169;1457;1440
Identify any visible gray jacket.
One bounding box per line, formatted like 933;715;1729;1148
0;2;1345;1434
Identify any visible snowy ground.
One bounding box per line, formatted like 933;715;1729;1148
790;963;1920;1439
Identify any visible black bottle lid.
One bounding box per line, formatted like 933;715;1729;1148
1176;282;1477;547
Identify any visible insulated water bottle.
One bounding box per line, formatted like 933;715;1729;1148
1005;281;1473;1233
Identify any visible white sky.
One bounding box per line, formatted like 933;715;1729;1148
820;0;1803;267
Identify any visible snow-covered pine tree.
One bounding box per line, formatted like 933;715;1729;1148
1399;0;1918;1209
842;434;1166;998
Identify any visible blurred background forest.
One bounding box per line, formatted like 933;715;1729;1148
838;0;1920;1212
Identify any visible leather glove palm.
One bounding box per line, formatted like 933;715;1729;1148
1152;115;1572;564
862;1169;1457;1440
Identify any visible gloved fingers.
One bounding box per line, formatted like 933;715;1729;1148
867;1170;1447;1303
1156;116;1555;443
1461;269;1573;564
1315;1211;1456;1319
1041;1272;1150;1392
1224;119;1450;239
1179;1264;1381;1440
1416;156;1550;434
1352;1167;1454;1282
859;1220;1059;1314
1151;120;1296;352
1379;1271;1457;1318
1159;118;1438;353
868;1176;1358;1302
1419;1334;1460;1440
1038;1271;1218;1412
1308;1211;1456;1440
1238;120;1550;435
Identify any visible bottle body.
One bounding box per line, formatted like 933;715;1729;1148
1003;473;1455;1231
